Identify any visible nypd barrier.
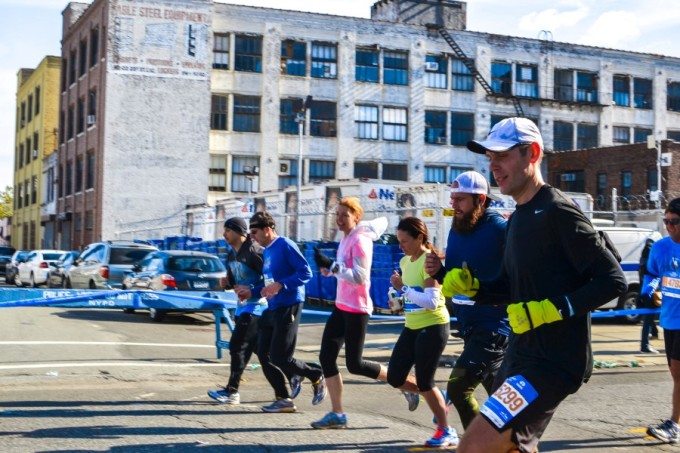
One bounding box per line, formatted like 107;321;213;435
0;288;660;360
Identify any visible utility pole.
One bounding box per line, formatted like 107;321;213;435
647;135;662;208
295;95;313;242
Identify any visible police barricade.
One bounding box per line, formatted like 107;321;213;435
0;288;239;359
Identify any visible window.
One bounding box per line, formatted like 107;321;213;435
554;69;573;101
634;127;652;143
31;176;38;205
85;211;94;230
425;111;447;144
79;39;87;76
65;161;73;196
354;105;378;140
383;107;407;141
58;165;63;198
61;62;67;92
74;213;82;232
281;40;306;76
211;94;228;130
451;58;474;91
354;161;378;179
280;98;302;135
384;50;408;85
213;33;229;69
557;170;585;192
309;160;335;180
577;123;598;149
90;28;99;67
613;75;630;106
491;61;512;95
668;81;680;112
311;42;337;79
75;156;83;193
25;138;31;165
620;170;632;197
233;95;260;132
383;163;407;181
209;155;227;191
234;35;262;72
34;86;40;115
451;112;474;146
67;105;74;139
76;97;85;134
45;166;55;203
425;54;447;89
449;166;474;183
310;100;337;137
24;181;31;207
356;48;379;83
424;166;446;183
86;151;95;189
596;173;607;206
648;167;658;192
16;184;22;209
278;159;298;190
59;110;65;144
634;78;653;109
576;71;597;103
231;156;259;192
668;130;680;141
69;49;76;84
515;64;538;98
612;126;630;144
553;121;574;151
87;89;96;124
33;132;39;160
27;94;33;122
17;145;23;170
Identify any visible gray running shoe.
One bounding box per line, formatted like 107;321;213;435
311;411;348;429
207;388;240;405
290;375;303;399
262;398;297;413
647;419;680;443
312;376;327;405
402;390;420;412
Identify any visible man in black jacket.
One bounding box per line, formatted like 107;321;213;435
447;118;627;453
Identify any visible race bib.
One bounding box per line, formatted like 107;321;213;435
403;297;425;313
264;276;274;287
480;375;538;429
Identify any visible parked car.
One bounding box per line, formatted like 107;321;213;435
0;246;16;277
67;241;158;289
47;251;80;288
5;250;30;285
122;250;226;321
596;226;663;323
16;250;68;287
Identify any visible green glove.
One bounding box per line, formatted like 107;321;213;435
441;264;479;298
506;299;564;334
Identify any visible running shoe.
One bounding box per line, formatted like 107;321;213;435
425;425;459;448
647;419;680;443
312;376;327;405
640;346;659;354
310;411;348;429
290;375;303;399
207;388;240;405
402;391;420;412
261;398;297;413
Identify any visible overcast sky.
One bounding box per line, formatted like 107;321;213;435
2;0;680;190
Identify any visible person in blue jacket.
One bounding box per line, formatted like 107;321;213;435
424;171;509;430
645;197;680;444
248;211;326;413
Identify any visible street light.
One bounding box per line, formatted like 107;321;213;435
243;165;259;208
647;135;662;208
294;95;313;241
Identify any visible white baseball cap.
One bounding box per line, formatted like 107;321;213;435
451;171;497;200
467;117;543;154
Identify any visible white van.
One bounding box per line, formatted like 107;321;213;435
596;226;663;323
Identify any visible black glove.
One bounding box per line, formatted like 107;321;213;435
314;246;333;269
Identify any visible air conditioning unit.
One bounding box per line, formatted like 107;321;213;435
279;160;292;176
424;61;439;72
87;115;96;126
32;149;38;158
436;137;448;145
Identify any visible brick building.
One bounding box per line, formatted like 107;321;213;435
547;140;680;210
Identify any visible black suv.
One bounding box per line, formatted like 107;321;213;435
0;246;16;278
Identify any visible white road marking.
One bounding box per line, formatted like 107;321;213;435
0;341;213;348
0;362;229;370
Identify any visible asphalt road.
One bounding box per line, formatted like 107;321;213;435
0;284;676;452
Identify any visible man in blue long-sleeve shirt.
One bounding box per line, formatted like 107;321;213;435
247;211;326;413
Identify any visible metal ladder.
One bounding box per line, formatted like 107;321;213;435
437;27;525;117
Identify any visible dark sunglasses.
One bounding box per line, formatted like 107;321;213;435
663;218;680;226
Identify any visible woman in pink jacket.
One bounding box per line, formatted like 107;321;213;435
310;197;390;429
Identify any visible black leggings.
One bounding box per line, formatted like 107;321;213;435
226;313;259;391
257;304;323;399
387;322;449;392
318;307;382;379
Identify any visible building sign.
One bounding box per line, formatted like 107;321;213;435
110;0;210;80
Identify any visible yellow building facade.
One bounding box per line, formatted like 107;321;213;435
13;56;61;250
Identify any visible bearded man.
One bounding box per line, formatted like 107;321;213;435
424;171;509;431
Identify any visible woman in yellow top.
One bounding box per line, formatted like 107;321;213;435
388;216;458;448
